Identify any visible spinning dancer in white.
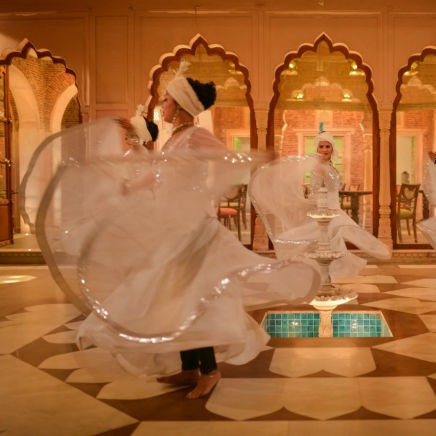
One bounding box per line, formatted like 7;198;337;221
25;62;322;400
250;129;391;279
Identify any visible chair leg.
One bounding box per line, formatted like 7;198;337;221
413;219;418;243
406;219;411;236
236;215;241;241
397;220;402;243
241;207;247;229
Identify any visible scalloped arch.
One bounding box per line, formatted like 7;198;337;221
267;33;380;235
146;34;257;149
268;33;377;146
390;46;436;247
0;38;77;80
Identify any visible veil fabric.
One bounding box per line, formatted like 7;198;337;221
249;156;391;279
22;119;322;376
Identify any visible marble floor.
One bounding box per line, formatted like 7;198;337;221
1;258;436;435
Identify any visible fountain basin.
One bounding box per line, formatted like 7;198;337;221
261;310;392;338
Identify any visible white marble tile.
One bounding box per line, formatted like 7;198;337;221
385;287;436;301
363;297;436;314
206;379;286;420
0;355;137;435
133;421;289;436
40;348;125;381
133;420;436;436
398;265;436;269
207;377;436;421
402;278;436;288
282;378;360;420
358;377;436;419
206;378;360;420
270;348;376;377
340;283;380;294
286;420;436;436
0;304;81;353
372;332;436;363
419;314;436;332
334;275;397;284
44;330;77;343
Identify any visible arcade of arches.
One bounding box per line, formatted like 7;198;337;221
0;2;435;254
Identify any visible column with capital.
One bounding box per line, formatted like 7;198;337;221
378;109;393;249
251;105;271;251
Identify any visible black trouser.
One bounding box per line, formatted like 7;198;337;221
180;347;217;374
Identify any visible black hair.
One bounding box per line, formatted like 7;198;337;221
186;77;216;110
145;119;159;141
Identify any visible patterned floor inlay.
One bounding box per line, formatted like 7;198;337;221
269;347;376;377
0;355;137;435
1;262;436;434
205;377;436;420
372;332;436;363
133;420;436;436
363;297;436;315
386;288;436;301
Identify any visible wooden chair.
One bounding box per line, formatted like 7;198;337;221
225;184;248;229
340;184;360;216
396;183;420;243
216;184;245;240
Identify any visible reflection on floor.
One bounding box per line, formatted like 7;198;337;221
1;258;436;435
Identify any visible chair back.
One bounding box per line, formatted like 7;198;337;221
397;183;420;217
220;184;244;208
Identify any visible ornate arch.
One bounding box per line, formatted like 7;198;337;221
0;38;78;79
268;33;380;235
390;46;436;247
146;34;257;149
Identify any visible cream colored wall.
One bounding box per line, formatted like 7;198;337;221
0;0;435;246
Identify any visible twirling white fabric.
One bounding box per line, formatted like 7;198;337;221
417;157;436;248
24;119;322;376
249;156;391;279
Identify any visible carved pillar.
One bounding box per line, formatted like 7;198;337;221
363;131;373;230
251;104;270;251
254;104;269;152
378;109;393;249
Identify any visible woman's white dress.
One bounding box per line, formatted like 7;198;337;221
418;157;436;248
24;119;321;376
249;155;391;279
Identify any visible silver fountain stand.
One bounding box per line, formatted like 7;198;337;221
305;187;357;337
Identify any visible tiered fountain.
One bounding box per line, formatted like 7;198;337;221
305;184;357;337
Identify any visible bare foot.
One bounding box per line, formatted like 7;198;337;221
156;369;199;386
186;370;221;399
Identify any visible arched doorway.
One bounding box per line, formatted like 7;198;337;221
0;39;81;246
147;34;256;246
267;34;379;235
391;47;436;248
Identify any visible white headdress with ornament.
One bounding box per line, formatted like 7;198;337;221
166;60;205;117
314;122;336;160
129;104;152;145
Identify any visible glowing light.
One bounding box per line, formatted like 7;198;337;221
0;275;36;284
